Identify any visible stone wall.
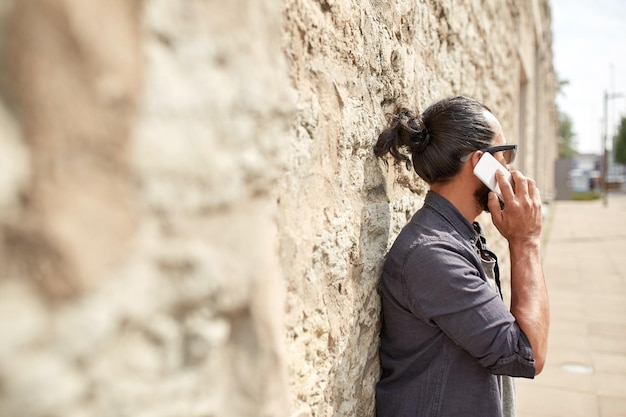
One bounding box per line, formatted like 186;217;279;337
0;1;556;416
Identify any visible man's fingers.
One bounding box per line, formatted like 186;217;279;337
527;177;541;202
511;171;528;196
487;191;501;213
495;170;514;200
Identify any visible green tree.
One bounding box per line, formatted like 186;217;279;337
556;77;570;95
555;73;577;158
614;116;626;164
558;110;577;158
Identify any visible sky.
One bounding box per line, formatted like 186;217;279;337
550;0;626;155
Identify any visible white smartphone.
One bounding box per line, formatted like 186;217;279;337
473;152;513;201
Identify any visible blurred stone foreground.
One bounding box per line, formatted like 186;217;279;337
0;1;557;416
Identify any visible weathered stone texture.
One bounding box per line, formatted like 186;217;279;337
0;0;556;416
280;1;555;415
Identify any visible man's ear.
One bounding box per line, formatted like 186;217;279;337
470;151;484;168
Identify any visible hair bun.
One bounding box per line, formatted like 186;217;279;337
392;108;430;153
415;130;431;152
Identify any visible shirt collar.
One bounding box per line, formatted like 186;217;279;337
423;190;481;247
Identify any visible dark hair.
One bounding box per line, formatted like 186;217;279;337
374;96;496;184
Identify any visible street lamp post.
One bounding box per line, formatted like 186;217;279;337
602;90;624;207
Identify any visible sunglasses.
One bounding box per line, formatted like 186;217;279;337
460;144;517;164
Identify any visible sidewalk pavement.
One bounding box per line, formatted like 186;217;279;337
516;192;626;417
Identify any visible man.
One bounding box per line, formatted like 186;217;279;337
373;96;549;417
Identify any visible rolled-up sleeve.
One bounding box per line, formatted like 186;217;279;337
487;325;535;377
402;238;536;378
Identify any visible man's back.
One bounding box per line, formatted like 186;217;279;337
376;192;535;417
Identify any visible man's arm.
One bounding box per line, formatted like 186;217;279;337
488;170;550;375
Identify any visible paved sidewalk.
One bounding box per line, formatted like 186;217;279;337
517;192;626;417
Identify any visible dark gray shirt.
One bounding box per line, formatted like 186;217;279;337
376;191;534;417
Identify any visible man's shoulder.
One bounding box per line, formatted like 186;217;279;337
387;215;472;272
398;208;466;250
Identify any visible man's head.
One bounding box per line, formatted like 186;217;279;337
374;96;498;184
375;96;514;212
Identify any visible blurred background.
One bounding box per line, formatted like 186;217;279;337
551;0;626;200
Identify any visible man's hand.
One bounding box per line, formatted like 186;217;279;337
487;170;542;245
487;169;549;375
